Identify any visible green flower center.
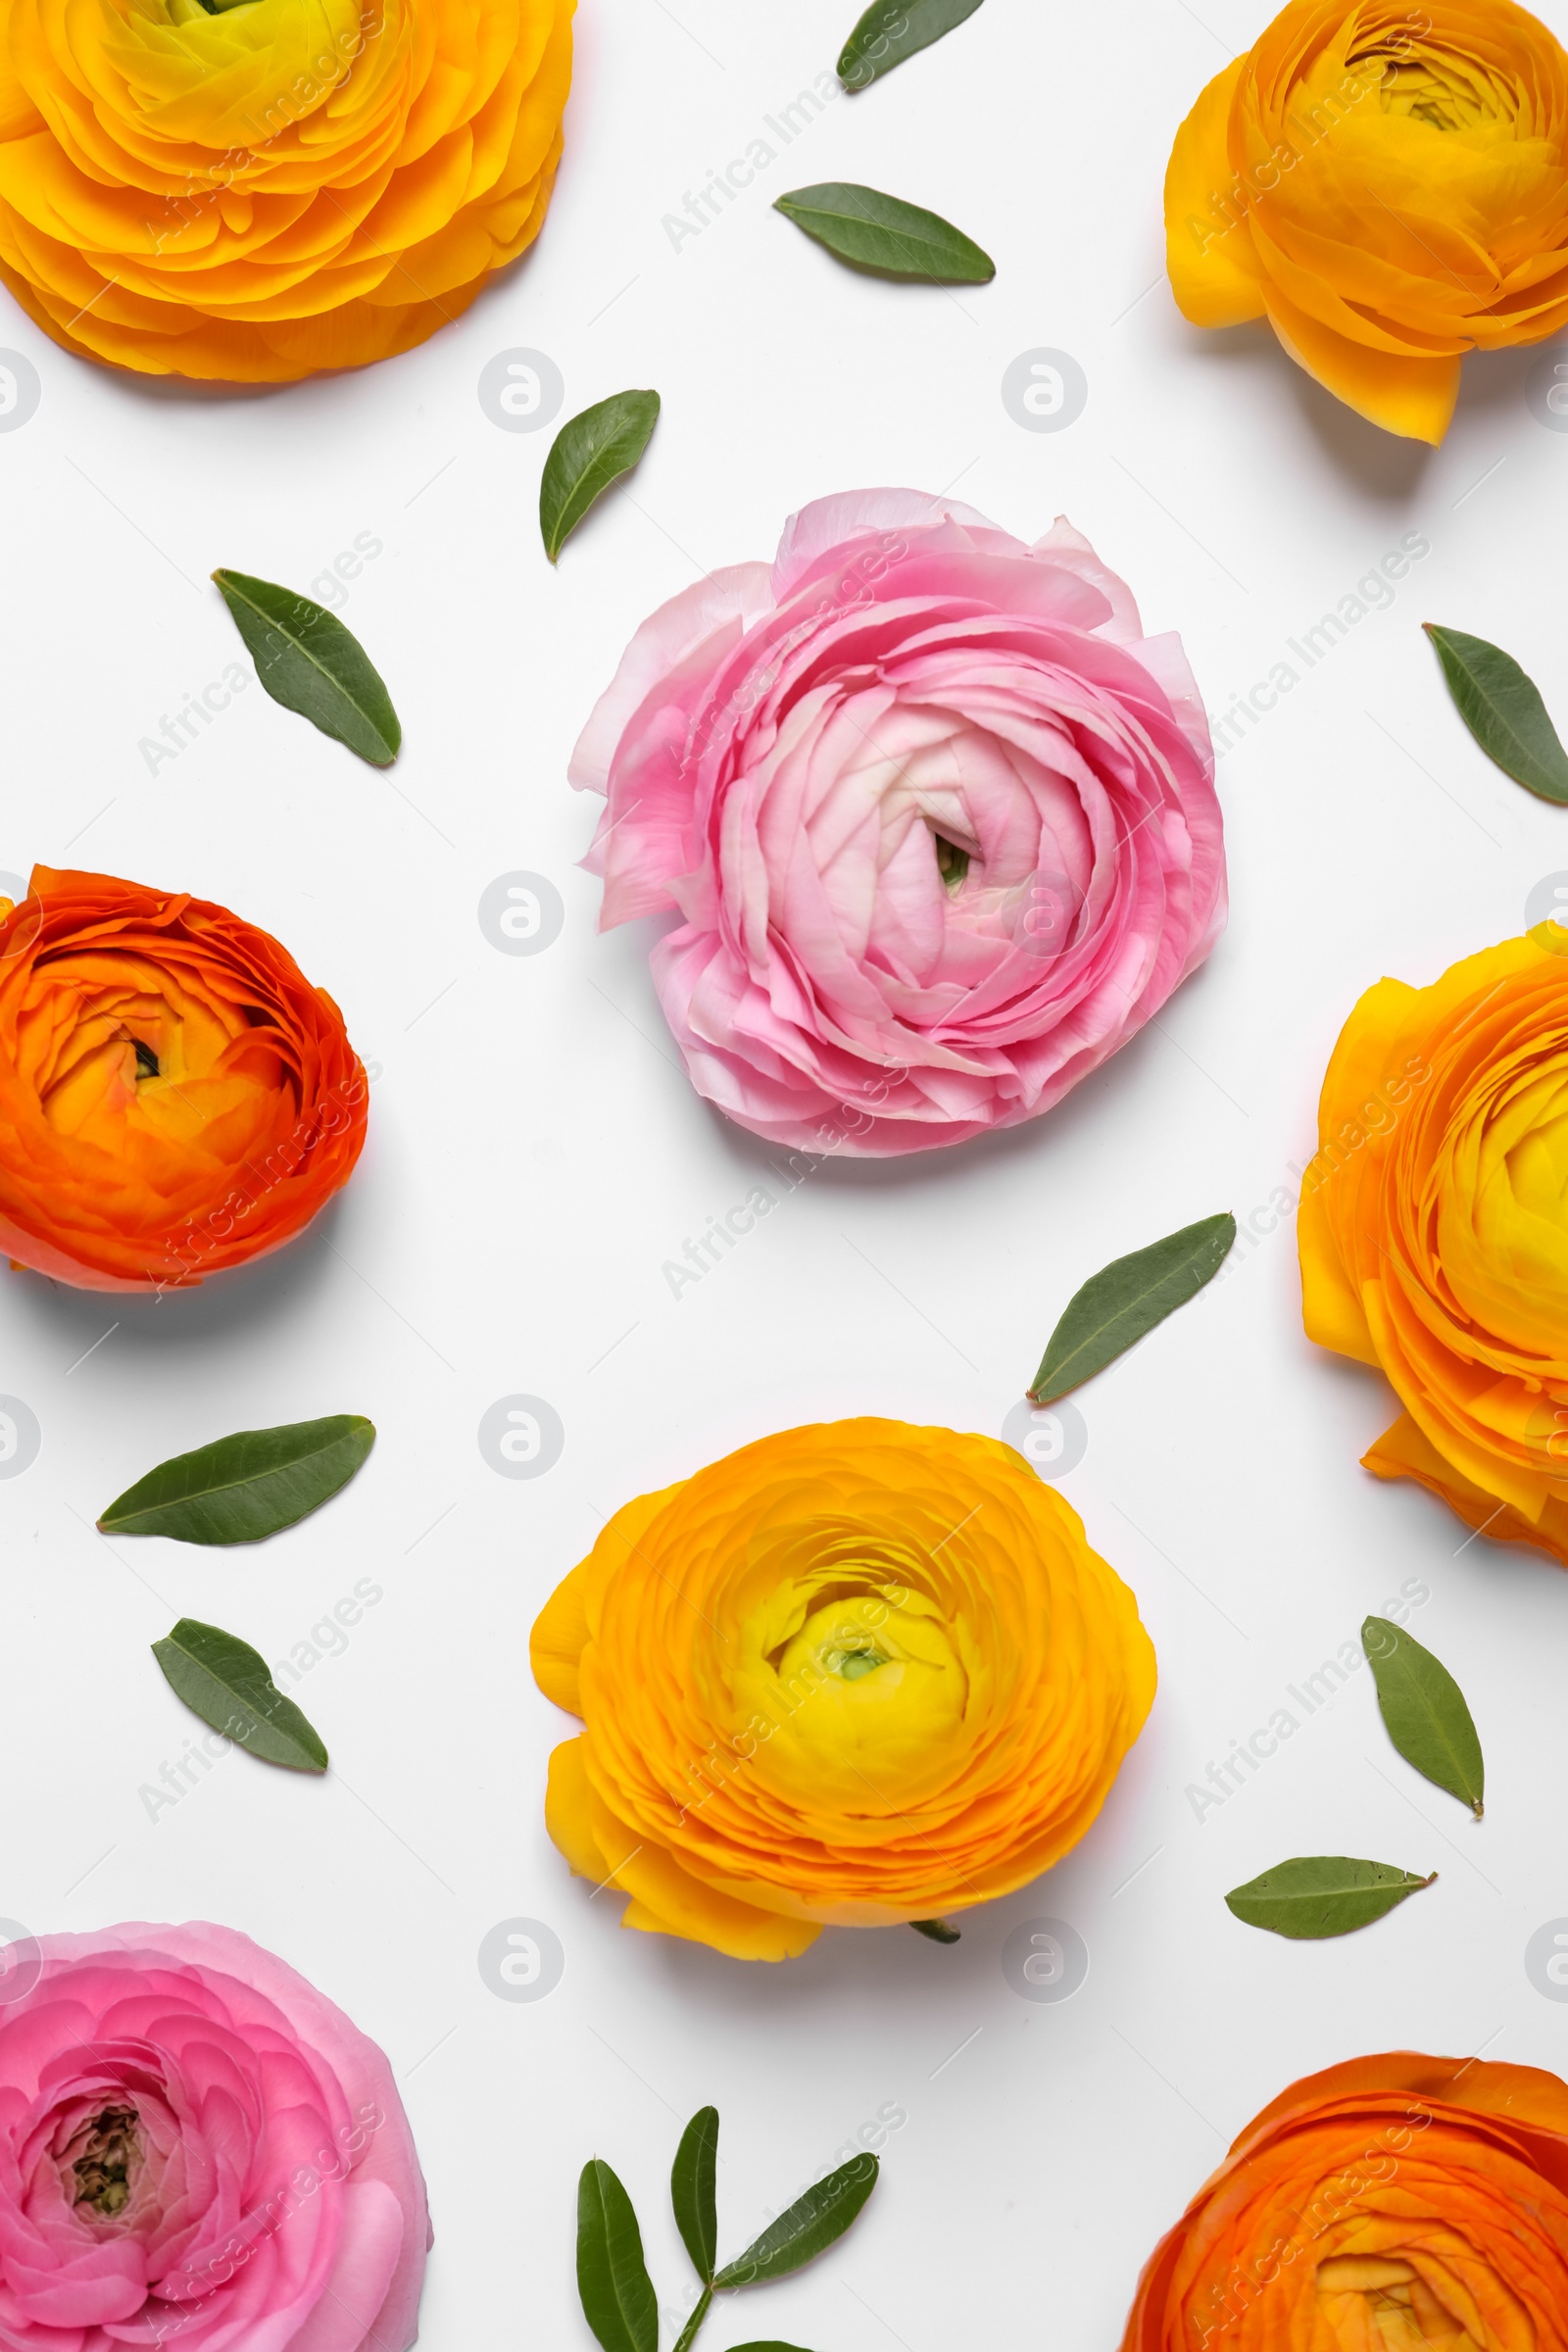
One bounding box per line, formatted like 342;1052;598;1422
70;2106;140;2219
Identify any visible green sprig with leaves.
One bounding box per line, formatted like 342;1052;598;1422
577;2106;880;2352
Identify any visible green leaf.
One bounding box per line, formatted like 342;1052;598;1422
212;570;401;766
909;1918;960;1942
712;2155;878;2290
774;184;995;283
839;0;984;88
1423;623;1568;804
1225;1857;1436;1939
152;1619;328;1772
540;391;661;564
1363;1616;1485;1819
672;2107;719;2286
577;2160;659;2352
1028;1214;1236;1404
99;1416;375;1545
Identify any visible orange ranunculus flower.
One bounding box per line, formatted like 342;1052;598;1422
0;0;573;382
1298;936;1568;1563
1119;2050;1568;2348
529;1419;1156;1962
1164;0;1568;444
0;865;367;1290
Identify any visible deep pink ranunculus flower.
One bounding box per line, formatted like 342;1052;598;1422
0;1921;429;2351
572;489;1228;1154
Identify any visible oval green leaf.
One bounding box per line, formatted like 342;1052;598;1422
671;2107;719;2286
1423;623;1568;804
1028;1213;1235;1404
712;2154;878;2290
577;2159;659;2352
540;390;661;564
838;0;984;88
909;1917;960;1942
152;1618;328;1772
773;183;994;283
1225;1856;1436;1939
99;1416;375;1545
213;570;401;766
1363;1616;1485;1818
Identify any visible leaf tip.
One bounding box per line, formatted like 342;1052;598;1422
1472;1800;1485;1821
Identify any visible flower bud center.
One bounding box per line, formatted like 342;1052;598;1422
66;2105;141;2219
1315;2253;1482;2347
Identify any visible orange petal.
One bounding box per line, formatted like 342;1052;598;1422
1363;1410;1568;1565
1262;282;1461;442
1164;59;1266;327
529;1477;687;1713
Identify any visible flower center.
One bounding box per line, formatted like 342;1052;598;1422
834;1644;888;1681
1315;2255;1484;2347
1361;48;1506;133
67;2106;140;2219
932;833;971;894
131;1039;160;1081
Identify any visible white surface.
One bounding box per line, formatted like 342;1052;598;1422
3;0;1568;2342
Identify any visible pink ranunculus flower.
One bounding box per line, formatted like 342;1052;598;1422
0;1921;429;2351
572;488;1227;1153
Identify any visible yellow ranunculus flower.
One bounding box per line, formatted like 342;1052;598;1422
0;0;572;380
1165;0;1568;443
1300;936;1568;1562
530;1419;1156;1962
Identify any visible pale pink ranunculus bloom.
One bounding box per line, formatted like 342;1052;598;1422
572;489;1227;1154
0;1921;429;2351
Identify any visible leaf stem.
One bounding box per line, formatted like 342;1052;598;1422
671;2284;712;2352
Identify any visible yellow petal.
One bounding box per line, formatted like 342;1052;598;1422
1164;59;1266;326
1262;282;1461;442
543;1739;611;1882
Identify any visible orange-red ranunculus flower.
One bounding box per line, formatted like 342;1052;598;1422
0;865;367;1291
0;0;573;381
1119;2050;1568;2349
1165;0;1568;443
530;1419;1156;1962
1299;935;1568;1564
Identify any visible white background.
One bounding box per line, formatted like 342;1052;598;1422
3;0;1568;2342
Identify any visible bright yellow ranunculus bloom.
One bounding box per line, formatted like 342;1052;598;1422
0;0;572;379
530;1419;1157;1962
1165;0;1568;442
1300;936;1568;1562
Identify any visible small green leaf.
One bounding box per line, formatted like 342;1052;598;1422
99;1416;375;1545
774;183;994;283
540;391;661;564
212;570;401;766
1363;1616;1485;1818
838;0;984;88
1028;1214;1235;1404
712;2155;878;2290
152;1619;328;1772
577;2160;659;2352
1423;623;1568;804
672;2107;719;2286
1225;1857;1436;1939
909;1918;960;1943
